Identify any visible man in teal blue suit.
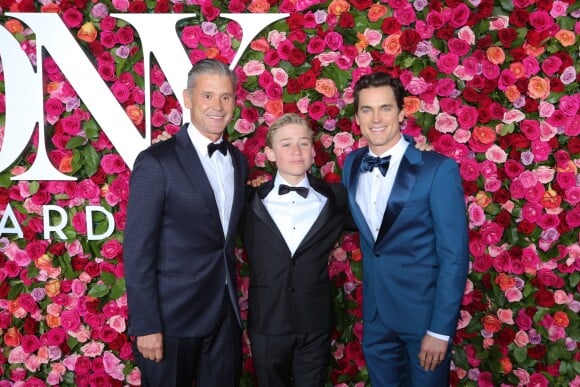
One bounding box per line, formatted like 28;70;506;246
341;72;469;386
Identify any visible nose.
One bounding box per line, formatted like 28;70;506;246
290;143;300;154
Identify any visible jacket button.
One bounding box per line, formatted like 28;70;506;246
288;287;294;293
374;253;379;257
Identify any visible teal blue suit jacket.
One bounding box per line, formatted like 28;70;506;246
342;141;469;337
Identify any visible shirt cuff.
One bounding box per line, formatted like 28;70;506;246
427;330;450;342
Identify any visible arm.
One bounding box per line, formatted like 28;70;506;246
420;157;469;370
123;151;167;358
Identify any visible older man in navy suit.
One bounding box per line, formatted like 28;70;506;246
123;59;248;387
341;72;469;386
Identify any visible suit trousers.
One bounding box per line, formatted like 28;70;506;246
250;331;331;387
134;289;241;387
363;311;451;387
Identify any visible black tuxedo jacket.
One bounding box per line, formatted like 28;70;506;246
241;175;348;335
124;125;248;338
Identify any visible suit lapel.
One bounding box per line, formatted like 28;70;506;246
225;143;246;243
347;148;376;246
375;146;422;246
293;176;334;256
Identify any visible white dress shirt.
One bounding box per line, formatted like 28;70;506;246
355;136;449;342
187;124;234;237
263;174;327;256
356;136;409;241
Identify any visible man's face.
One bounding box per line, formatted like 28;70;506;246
355;85;405;155
265;123;315;185
183;73;235;142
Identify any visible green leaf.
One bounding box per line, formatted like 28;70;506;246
82;146;100;177
513;347;527;363
110;278;126;300
66;136;86;149
7;281;25;300
28;181;40;195
88;283;110;298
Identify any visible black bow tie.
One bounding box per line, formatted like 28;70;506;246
278;184;309;198
360;154;391;176
207;141;227;157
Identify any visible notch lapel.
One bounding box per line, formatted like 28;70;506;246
347;148;376;246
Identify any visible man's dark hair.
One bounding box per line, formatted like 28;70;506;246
353;72;405;112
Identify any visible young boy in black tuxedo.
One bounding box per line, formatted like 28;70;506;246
241;113;348;387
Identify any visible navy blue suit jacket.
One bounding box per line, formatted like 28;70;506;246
124;125;248;338
342;141;469;337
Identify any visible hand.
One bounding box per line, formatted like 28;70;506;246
152;131;172;144
246;174;270;187
137;333;163;362
418;334;448;371
414;141;433;151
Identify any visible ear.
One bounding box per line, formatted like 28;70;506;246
265;146;276;162
398;109;405;123
183;89;192;110
354;113;360;125
311;146;316;160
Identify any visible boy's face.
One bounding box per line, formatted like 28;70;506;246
355;85;405;155
265;123;315;185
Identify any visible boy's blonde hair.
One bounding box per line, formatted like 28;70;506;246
266;113;313;148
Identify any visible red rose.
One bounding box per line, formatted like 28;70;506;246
498;28;518;47
510;47;527;60
154;0;169;12
420;66;438;83
338;13;355;28
350;0;372;10
550;78;564;92
381;17;401;35
509;9;529;27
435;27;455;41
289;48;306;66
399;29;421;52
287;13;304;30
128;0;146;12
476;35;492;49
336;118;353;132
462;87;481;103
527;345;547;360
517;220;535;237
534;288;555;308
496;327;516;347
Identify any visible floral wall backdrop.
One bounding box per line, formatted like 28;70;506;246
0;0;579;386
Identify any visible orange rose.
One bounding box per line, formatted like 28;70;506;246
482;315;501;333
46;314;61;329
486;46;505;65
315;78;338;98
368;4;387;22
500;357;513;374
59;156;73;173
504;85;521;103
250;37;270;52
206;47;219;59
46;82;61;94
35;254;54;271
356;32;369;52
556;160;577;174
5;19;24;34
328;0;350;16
248;0;270;13
125;104;144;125
4;327;21;347
352;249;362;262
403;96;420;117
40;3;60;12
527;76;550;100
553;311;569;327
475;191;492;208
264;99;283;117
540;188;562;209
78;22;98;43
45;279;61;298
555;30;576;47
509;63;525;79
524;43;545;57
473;126;496;144
7;299;22;315
495;273;516;291
382;34;401;56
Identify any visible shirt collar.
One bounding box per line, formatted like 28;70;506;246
274;173;310;189
187;123;224;157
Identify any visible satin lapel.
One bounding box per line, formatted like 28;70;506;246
249;181;292;256
293;176;334;255
375;147;422;245
225;144;246;242
175;126;221;222
347;149;375;246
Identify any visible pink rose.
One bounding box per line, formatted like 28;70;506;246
21;334;41;354
459;158;480;181
485;145;507;163
233;119;256;135
436;53;459;75
468;204;485;227
325;31;343;51
62;8;83;28
528;373;549;387
505;288;523;302
80;341;105;357
528;10;555;32
564;187;580;206
480;221;504;245
530;140;551;162
333;132;355;149
45;327;67;346
61;310;81;331
514;330;529;347
482;60;500;80
100;239;122;260
541;55;563;76
308;101;327;120
456;105;478;129
559;95;579;116
243;60;265;76
394;5;417;25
